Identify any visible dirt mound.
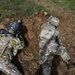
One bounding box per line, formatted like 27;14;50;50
0;10;75;75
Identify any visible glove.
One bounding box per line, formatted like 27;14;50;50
8;40;16;48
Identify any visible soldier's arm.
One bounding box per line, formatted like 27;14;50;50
57;32;70;63
57;37;63;46
56;30;63;46
56;32;66;51
9;37;24;56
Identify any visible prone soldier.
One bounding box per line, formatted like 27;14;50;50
0;20;24;75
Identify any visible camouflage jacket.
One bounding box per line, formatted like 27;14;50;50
0;34;24;60
39;22;63;50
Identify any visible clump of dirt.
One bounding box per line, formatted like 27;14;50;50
0;10;75;75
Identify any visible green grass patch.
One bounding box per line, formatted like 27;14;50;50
50;0;75;12
0;0;49;20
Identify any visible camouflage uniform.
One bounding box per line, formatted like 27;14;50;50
38;16;70;75
0;20;24;75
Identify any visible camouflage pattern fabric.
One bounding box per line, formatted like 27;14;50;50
0;34;24;75
0;60;22;75
38;22;70;75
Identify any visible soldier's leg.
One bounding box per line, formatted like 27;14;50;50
59;47;70;64
0;60;22;75
42;55;54;75
59;47;75;72
39;45;54;75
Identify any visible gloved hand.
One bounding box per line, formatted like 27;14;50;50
8;40;16;48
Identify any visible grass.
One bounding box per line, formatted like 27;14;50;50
0;0;49;20
49;0;75;12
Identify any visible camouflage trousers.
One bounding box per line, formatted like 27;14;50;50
40;45;70;75
0;60;22;75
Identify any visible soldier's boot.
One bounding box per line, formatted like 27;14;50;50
67;61;75;71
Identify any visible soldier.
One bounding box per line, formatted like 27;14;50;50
0;20;24;75
38;16;74;75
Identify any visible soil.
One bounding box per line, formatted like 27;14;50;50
0;1;75;75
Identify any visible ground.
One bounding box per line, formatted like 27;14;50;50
0;0;75;75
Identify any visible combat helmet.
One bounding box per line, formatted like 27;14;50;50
49;16;59;26
5;20;21;34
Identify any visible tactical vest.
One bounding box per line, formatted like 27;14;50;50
0;34;13;59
